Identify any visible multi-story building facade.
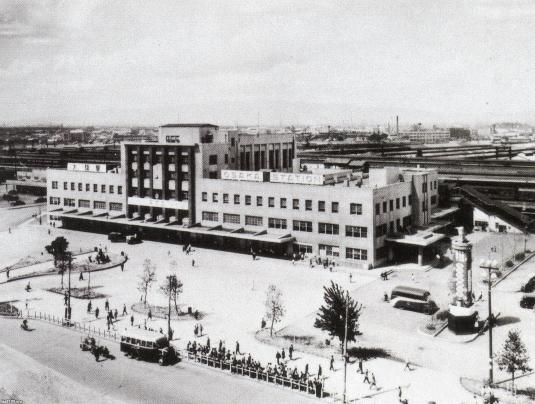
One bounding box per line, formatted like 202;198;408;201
47;123;441;268
400;129;450;144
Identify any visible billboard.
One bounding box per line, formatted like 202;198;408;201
221;170;265;182
269;172;323;185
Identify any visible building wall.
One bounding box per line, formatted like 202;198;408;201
473;207;522;233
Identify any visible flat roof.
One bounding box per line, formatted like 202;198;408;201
121;327;167;342
160;123;219;128
386;231;445;247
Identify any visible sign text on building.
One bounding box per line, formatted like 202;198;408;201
67;163;107;173
165;136;181;143
269;172;323;185
221;170;264;182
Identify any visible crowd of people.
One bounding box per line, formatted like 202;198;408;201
186;338;326;397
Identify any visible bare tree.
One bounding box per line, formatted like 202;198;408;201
265;284;285;337
160;274;183;317
138;259;157;305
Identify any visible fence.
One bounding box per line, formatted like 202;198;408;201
184;351;328;399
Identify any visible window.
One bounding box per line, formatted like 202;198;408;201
293;199;299;210
118;186;123;195
280;198;287;209
245;215;263;226
268;218;287;229
77;183;82;191
234;194;240;204
375;224;387;237
396;198;400;209
202;211;218;221
346;248;367;261
256;196;263;206
294;243;312;255
70;182;75;191
208;154;218;165
382;201;387;213
94;201;106;210
375;203;380;215
78;199;90;208
52;181;58;189
402;196;406;207
101;184;106;193
93;184;97;192
268;197;275;207
346;225;367;238
318;223;339;235
350;203;362;215
223;213;240;224
109;185;114;194
63;198;75;207
318;201;325;212
224;154;228;164
49;196;60;205
305;200;312;211
180;191;189;200
422;182;428;192
110;202;123;211
63;182;67;190
389;200;393;211
212;193;218;203
245;195;251;205
202;192;207;202
293;220;312;232
376;246;388;260
408;195;412;205
319;244;339;257
431;195;437;205
86;183;90;192
332;202;339;213
223;193;229;204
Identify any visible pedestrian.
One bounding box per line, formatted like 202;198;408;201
107;319;110;331
194;324;198;337
130;314;134;326
114;309;118;320
370;373;376;390
329;355;334;371
206;337;210;349
358;359;363;373
122;304;127;315
48;229;51;235
236;341;241;354
363;370;370;384
199;324;203;335
318;364;322;377
105;299;109;311
398;386;403;400
79;271;84;281
404;360;412;371
384;292;389;302
304;363;309;376
276;351;281;364
289;344;294;360
95;307;99;319
192;259;195;267
148;309;152;320
87;301;92;313
261;318;266;329
120;262;124;271
349;273;353;283
281;348;286;361
25;299;28;310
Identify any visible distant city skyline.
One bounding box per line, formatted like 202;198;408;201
1;1;535;126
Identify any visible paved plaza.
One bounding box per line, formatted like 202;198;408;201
1;209;535;402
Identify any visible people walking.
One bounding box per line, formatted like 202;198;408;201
148;309;152;320
329;355;335;371
104;299;109;311
363;369;370;384
281;348;286;361
289;344;294;360
276;351;281;364
235;341;241;354
370;373;376;390
122;304;127;315
114;309;118;320
87;301;92;313
318;364;322;377
130;314;134;326
358;359;363;373
95;307;99;319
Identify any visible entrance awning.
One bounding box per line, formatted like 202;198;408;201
386;232;445;247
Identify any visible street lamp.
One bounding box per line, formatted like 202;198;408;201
479;258;499;386
343;291;349;404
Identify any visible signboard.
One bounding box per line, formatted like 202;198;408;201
270;172;323;185
128;196;188;210
67;163;107;173
221;170;264;182
165;135;180;143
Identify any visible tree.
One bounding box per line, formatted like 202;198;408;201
314;281;362;349
265;285;285;337
138;259;157;305
45;236;70;288
497;329;531;391
160;273;183;317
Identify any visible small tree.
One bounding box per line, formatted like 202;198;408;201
265;284;285;337
160;274;183;317
138;259;157;305
314;281;362;349
497;329;531;391
45;236;69;267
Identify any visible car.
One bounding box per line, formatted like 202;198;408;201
126;234;142;244
108;232;126;242
391;297;439;315
520;293;535;309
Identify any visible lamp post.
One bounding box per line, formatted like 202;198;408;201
479;258;498;386
67;252;72;325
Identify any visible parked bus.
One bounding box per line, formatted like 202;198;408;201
120;328;178;365
390;286;430;302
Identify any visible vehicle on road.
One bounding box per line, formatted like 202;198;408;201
391;297;439;315
390;285;431;301
108;232;126;242
80;336;113;361
126;234;142;245
520;293;535;309
120;328;178;365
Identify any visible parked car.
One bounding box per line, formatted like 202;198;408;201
126;234;142;245
520;293;535;309
108;232;126;242
10;200;25;206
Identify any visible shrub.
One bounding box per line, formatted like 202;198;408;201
12;200;25;206
426;322;436;331
505;260;514;268
522;276;535;293
515;252;526;261
435;309;449;322
347;346;390;360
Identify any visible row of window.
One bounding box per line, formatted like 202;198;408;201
201;192;362;214
49;197;122;211
201;212;368;237
375;195;410;216
52;181;123;195
317;245;368;261
375;215;412;237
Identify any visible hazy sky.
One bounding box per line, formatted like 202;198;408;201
1;0;534;126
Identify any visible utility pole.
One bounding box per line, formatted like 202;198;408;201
343;291;349;404
479;258;497;386
167;275;172;341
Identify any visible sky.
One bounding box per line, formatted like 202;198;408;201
0;0;535;127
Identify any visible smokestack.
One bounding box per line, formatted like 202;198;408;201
396;115;399;135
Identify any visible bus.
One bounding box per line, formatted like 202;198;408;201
120;328;178;365
390;286;430;301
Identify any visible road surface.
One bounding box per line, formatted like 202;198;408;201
0;318;318;404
